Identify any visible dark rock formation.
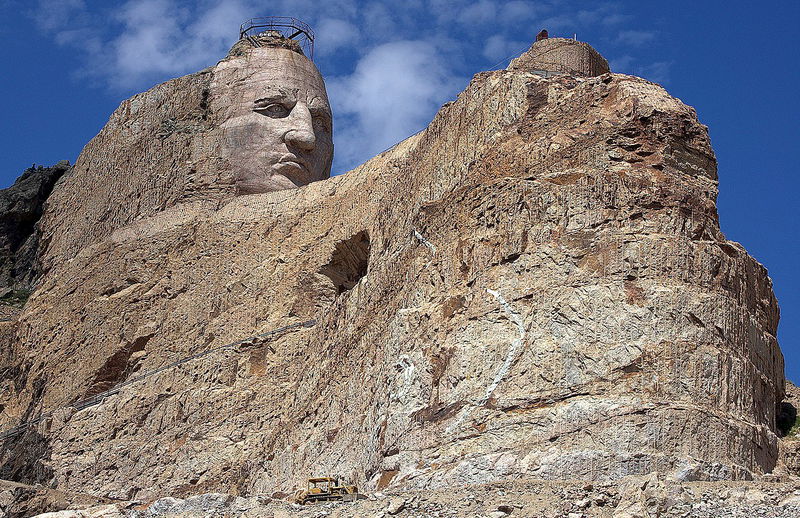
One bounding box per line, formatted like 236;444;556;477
0;162;70;294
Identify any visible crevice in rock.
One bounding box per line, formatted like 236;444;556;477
318;231;370;294
0;429;53;484
411;400;466;424
82;334;153;399
777;401;797;437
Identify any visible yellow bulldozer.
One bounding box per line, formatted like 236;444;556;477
294;476;359;504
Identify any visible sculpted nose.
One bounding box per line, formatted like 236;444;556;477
284;103;316;152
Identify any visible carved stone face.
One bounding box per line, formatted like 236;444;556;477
218;47;333;194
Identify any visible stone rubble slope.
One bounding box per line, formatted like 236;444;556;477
0;40;789;514
12;477;800;518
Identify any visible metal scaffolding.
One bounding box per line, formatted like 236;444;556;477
239;17;315;60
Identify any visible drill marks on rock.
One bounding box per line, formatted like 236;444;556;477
0;320;314;441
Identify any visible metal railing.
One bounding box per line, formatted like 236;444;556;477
239;17;315;60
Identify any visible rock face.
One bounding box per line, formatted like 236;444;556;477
0;36;786;508
0;161;70;292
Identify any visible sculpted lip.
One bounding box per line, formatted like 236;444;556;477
277;154;309;172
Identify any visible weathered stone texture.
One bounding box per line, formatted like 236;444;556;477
777;381;800;476
0;41;786;506
35;70;218;275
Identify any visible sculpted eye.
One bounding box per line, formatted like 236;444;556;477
254;103;290;117
311;110;332;132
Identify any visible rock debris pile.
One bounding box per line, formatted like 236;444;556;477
4;477;800;517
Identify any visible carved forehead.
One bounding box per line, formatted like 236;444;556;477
227;48;329;104
213;47;331;122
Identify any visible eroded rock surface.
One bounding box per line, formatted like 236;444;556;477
0;38;788;512
778;381;800;477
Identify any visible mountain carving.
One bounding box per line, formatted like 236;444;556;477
0;36;794;516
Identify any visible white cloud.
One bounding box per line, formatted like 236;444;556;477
575;9;601;26
108;0;260;86
190;1;252;45
483;34;508;61
457;0;497;25
36;0;86;31
360;2;397;41
537;14;573;35
498;1;539;24
328;40;462;172
608;56;671;83
617;30;657;47
54;27;102;53
33;0;252;88
637;61;672;84
601;13;631;26
112;0;185;82
609;55;634;73
483;34;529;65
315;18;359;56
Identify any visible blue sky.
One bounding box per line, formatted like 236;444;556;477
1;1;798;382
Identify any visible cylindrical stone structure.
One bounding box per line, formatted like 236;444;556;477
508;37;610;77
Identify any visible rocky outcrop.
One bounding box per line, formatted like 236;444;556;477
32;70;218;275
0;161;70;293
0;479;111;518
0;37;787;511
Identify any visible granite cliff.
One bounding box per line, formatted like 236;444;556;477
0;36;795;517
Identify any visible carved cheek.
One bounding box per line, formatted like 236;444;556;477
223;117;262;147
251;116;293;144
315;131;333;157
